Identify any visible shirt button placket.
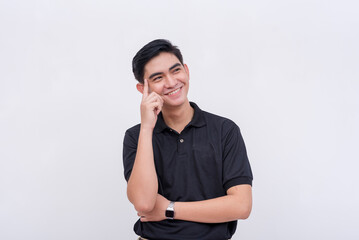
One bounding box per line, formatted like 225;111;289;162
178;137;184;153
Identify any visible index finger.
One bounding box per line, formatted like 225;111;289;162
142;79;149;98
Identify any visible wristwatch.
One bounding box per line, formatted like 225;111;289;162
165;201;175;220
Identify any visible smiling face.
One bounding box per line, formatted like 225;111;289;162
140;52;190;109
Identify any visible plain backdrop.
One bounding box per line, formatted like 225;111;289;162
1;0;358;239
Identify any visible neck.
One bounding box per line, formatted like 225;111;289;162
161;100;194;133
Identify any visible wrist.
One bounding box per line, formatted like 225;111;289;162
140;125;154;134
165;201;175;220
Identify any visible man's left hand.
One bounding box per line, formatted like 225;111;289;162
137;194;169;222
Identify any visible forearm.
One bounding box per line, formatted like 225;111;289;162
175;186;252;223
127;127;158;212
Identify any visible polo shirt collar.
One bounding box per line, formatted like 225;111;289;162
154;102;206;133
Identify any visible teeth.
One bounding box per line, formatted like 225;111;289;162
168;88;180;95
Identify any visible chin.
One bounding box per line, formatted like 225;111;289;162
164;98;187;108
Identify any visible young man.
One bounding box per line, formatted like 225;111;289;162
123;39;253;240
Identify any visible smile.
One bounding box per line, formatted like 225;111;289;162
167;87;181;95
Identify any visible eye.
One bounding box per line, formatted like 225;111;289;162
153;76;162;82
173;68;181;73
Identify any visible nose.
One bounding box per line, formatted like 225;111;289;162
165;75;176;88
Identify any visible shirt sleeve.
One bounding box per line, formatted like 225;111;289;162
222;121;253;191
123;128;139;182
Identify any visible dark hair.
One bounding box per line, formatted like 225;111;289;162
132;39;184;83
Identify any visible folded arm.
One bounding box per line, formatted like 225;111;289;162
138;184;252;223
127;79;164;213
127;128;158;213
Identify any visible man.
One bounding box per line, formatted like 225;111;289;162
123;39;253;240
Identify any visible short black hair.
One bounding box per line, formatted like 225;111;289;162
132;39;184;83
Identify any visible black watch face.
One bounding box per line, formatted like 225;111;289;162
166;210;174;218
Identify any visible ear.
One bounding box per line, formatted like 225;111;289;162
184;64;190;79
136;83;144;94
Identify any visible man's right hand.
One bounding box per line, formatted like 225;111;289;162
127;79;161;212
140;79;164;130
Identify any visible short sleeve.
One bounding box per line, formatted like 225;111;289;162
222;121;253;191
123;127;139;182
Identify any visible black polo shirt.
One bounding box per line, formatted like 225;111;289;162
123;102;253;240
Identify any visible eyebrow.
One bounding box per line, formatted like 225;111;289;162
169;63;181;71
148;63;182;80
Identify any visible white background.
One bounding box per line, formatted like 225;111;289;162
1;0;358;239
